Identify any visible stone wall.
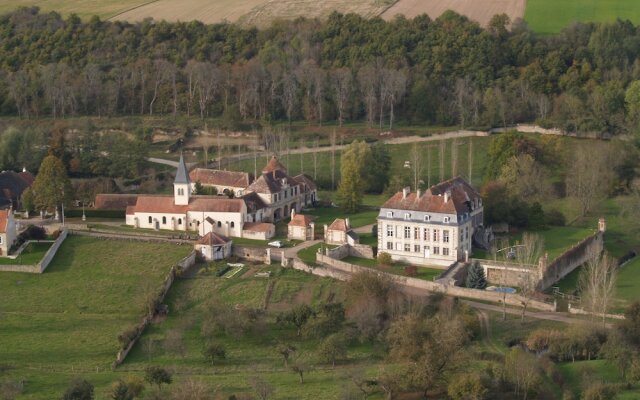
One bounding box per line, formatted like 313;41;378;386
568;303;625;320
0;230;68;274
537;231;604;291
315;254;555;311
349;244;375;259
474;259;538;287
233;245;272;264
326;244;350;259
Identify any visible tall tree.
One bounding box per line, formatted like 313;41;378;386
31;155;72;217
579;251;617;326
332;68;352;127
337;140;372;213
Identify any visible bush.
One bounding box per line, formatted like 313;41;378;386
582;382;618;400
544;209;566;227
22;225;46;240
377;252;392;265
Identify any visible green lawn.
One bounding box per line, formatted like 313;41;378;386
525;0;640;35
305;206;378;230
0;236;192;399
0;242;52;265
342;256;444;281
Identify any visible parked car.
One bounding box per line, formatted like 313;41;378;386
268;240;284;248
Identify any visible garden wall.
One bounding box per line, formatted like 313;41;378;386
567;303;625;320
538;231;604;291
233;245;272;264
314;254;555;312
326;243;374;260
0;230;68;274
474;258;538;287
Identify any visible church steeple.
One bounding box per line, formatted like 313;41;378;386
174;154;191;205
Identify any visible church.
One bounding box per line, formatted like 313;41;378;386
122;155;317;240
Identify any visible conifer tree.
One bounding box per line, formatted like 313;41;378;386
466;261;487;289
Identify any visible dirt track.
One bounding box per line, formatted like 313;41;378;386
382;0;526;27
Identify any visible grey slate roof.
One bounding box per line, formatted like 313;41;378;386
174;154;191;185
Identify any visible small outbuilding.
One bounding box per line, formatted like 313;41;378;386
325;218;359;245
195;231;232;261
288;210;315;241
0;208;17;256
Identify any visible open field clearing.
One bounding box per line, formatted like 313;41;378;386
0;236;191;399
525;0;640;34
382;0;526;27
115;0;393;27
0;0;147;20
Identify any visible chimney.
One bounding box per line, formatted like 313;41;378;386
402;187;410;199
417;188;421;198
291;209;296;220
273;170;276;179
444;190;450;203
345;218;350;229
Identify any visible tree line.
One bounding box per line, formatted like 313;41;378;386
3;8;640;134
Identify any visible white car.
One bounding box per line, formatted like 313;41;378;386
268;240;284;248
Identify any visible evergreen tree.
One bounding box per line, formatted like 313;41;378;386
31;155;72;216
466;262;487;289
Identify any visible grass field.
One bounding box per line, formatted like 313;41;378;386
0;236;191;399
0;242;51;265
0;0;147;20
525;0;640;34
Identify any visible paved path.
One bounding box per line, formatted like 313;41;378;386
147;157;197;168
283;239;322;259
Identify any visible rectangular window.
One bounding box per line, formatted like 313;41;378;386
444;216;450;223
466;227;469;239
443;230;450;243
386;225;393;237
404;226;411;239
443;248;449;256
433;229;440;242
414;245;420;253
396;226;401;238
424;215;431;222
424;228;430;241
387;211;394;218
433;246;440;255
414;227;419;240
404;213;410;220
404;244;411;252
396;242;402;251
387;241;393;250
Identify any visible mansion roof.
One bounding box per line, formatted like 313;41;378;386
292;174;317;191
382;177;481;215
262;156;287;174
189;168;252;188
95;194;139;210
129;195;244;214
246;168;299;195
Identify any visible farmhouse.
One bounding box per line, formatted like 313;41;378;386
0;208;17;256
377;177;483;267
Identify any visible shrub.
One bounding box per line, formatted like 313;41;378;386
544;209;566;227
377;252;392;265
465;261;487;289
23;225;46;240
582;382;618;400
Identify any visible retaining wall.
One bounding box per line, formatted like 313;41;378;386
233;245;272;264
314;254;555;311
538;231;604;291
349;243;375;259
568;303;625;320
473;258;538;287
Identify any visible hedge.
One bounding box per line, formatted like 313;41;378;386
65;209;125;219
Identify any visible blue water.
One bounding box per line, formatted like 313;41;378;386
487;286;517;294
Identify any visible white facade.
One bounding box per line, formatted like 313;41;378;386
0;210;16;256
127;208;246;237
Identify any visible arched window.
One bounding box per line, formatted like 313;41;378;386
178;218;182;225
148;216;152;224
230;222;235;228
217;221;221;228
162;216;167;225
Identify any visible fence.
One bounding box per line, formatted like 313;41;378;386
0;229;68;274
112;250;196;369
310;253;555;312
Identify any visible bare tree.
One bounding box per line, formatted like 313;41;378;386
330;130;337;190
281;70;298;125
579;251;617;326
313;138;319;180
358;65;378;127
438;140;446;182
566;144;615;217
249;375;274;400
515;233;545;322
384;69;407;130
332;68;352;127
410;143;423;190
454;77;473;128
468;139;474;184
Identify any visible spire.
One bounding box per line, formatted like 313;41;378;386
174;154;190;185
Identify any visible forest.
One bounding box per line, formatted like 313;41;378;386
2;8;640;136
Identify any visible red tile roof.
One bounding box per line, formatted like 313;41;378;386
289;213;314;227
130;195;244;214
243;222;275;233
95;194;139;210
262;156;287;173
0;209;9;233
327;218;348;232
189;168;252;188
382;177;480;215
196;231;231;246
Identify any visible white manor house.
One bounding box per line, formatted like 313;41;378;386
377;177;484;267
114;155;317;239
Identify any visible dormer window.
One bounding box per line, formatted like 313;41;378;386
424;215;431;222
444;217;450;223
404;213;410;220
387;211;394;218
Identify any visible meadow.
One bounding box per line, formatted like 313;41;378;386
0;0;147;20
525;0;640;34
0;235;192;399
